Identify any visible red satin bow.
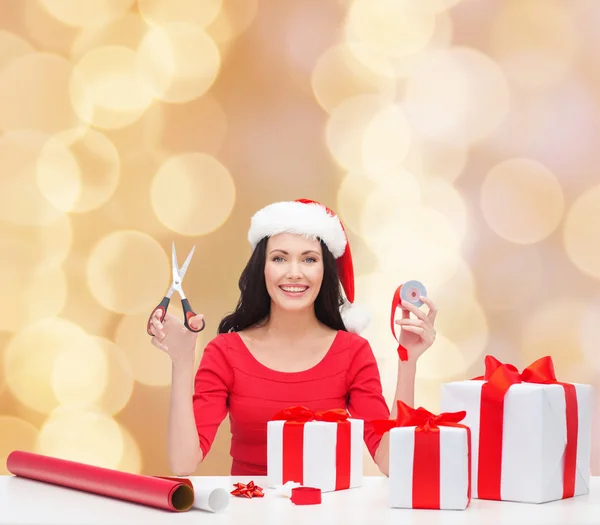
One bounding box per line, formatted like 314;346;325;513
272;406;349;423
474;354;578;501
372;400;467;435
230;481;264;498
473;355;558;397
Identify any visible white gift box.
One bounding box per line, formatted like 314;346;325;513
389;425;470;510
267;419;363;493
440;380;593;503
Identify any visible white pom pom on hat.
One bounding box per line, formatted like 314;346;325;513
248;198;371;334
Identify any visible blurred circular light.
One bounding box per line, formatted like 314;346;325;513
563;185;600;280
0;417;39;474
362;104;411;176
481;158;564;244
36;127;121;213
138;0;222;28
489;2;578;91
0;30;35;73
311;43;396;115
337;172;376;235
70;45;154;129
93;337;135;416
404;47;510;142
137;23;221;104
70;13;148;61
38;406;123;468
421;178;468;241
581;299;600;373
4;318;99;414
87;230;170;314
521;300;585;372
150;153;236;236
326;94;391;172
39;0;134;28
51;338;108;408
0;53;79;133
346;0;436;58
474;241;544;312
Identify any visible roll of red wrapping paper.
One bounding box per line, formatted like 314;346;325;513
6;450;194;512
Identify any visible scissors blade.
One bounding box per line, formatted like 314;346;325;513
172;242;180;283
178;245;196;282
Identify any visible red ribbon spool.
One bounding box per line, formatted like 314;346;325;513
290;487;322;505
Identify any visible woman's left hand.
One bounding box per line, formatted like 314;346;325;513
395;296;437;363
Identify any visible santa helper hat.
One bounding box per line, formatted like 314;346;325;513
247;198;371;334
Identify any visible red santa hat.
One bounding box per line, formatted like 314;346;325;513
247;198;371;334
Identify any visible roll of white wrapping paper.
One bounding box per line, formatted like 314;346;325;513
189;481;230;512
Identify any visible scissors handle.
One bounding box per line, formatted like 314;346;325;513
182;298;205;332
147;297;170;336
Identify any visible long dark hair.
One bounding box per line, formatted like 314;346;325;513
218;237;347;333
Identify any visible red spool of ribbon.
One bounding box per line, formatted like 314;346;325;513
290;487;322;505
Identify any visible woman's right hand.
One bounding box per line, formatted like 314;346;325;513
148;310;205;365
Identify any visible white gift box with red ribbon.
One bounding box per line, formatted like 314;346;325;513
440;355;593;503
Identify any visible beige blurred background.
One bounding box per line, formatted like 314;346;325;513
0;0;598;478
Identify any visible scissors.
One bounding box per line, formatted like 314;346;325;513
147;242;205;335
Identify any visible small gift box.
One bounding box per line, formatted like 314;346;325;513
266;406;363;493
373;400;471;510
440;355;593;503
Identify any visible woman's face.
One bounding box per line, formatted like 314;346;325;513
264;233;324;313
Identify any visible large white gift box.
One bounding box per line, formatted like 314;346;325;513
266;406;363;493
440;355;593;504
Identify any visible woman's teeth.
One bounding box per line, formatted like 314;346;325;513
280;286;307;293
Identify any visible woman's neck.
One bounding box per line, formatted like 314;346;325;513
262;304;323;341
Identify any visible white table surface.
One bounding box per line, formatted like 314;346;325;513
1;475;599;525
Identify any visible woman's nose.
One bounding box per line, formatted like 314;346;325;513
286;262;302;278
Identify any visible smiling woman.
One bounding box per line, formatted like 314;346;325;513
268;243;328;300
146;199;439;478
218;233;346;335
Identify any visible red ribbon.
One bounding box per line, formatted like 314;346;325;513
474;355;578;500
271;406;352;491
390;285;409;360
290;487;322;505
372;401;472;509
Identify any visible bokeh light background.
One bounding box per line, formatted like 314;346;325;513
0;0;598;477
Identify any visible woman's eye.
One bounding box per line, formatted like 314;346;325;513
305;257;316;263
273;256;284;262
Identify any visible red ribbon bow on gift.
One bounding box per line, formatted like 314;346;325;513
372;400;467;434
371;400;471;510
473;355;559;397
473;355;578;501
272;406;350;423
230;481;264;498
